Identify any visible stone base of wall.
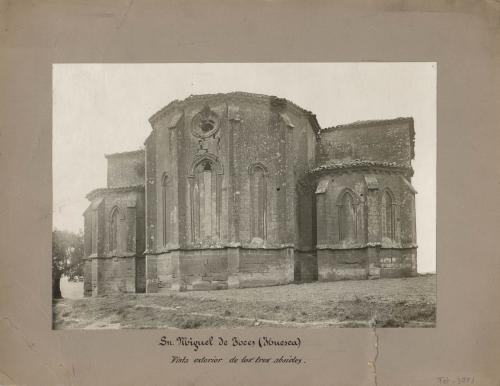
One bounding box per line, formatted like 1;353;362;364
318;249;369;281
151;252;178;292
146;247;295;292
85;247;417;295
238;248;294;288
145;255;158;293
83;256;140;296
294;251;318;282
83;260;92;297
135;257;146;293
379;248;417;278
318;247;417;282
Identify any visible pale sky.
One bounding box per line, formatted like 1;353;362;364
53;63;436;272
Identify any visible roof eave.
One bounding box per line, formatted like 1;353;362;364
86;184;145;201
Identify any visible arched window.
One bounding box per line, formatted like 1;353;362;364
161;174;168;246
338;190;357;242
249;163;268;240
381;190;395;240
110;207;119;252
190;158;221;242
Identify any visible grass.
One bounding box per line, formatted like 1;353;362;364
53;275;436;329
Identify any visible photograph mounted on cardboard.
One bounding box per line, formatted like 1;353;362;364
52;63;436;329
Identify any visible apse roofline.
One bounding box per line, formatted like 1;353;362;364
147;92;322;135
104;149;145;159
321;117;414;133
86;184;145;200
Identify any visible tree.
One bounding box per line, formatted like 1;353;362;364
52;229;84;299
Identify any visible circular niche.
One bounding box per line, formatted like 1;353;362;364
191;105;220;138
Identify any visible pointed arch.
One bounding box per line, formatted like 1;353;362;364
188;154;223;243
381;188;396;241
337;188;360;242
188;153;223;177
109;206;120;252
249;163;268;240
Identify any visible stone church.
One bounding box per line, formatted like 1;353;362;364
83;92;418;296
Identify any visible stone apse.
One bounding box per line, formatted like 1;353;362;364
83;92;418;296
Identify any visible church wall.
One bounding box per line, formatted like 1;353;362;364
315;172;416;248
145;254;158;293
91;258;99;296
135;192;146;255
159;113;190;251
230;99;316;249
153;115;181;250
316;173;367;248
154;252;179;291
84;94;417;295
176;115;189;249
93;257;137;294
364;173;415;248
135;256;146;293
315;170;417;281
314;170;370;282
296;187;316;251
102;190;144;255
181;101;226;247
144;96;317;291
150;247;297;291
232;101;283;246
106;150;145;188
317;119;414;166
238;248;294;288
379;248;416;278
288;113;318;251
83;260;92;297
318;249;369;281
372;173;417;277
145;133;157;252
149;96;316;249
371;173;403;246
83;209;92;257
317;247;416;281
294;251;318;282
83;188;145;296
177;250;229;290
399;181;417;246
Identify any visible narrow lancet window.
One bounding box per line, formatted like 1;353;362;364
191;159;219;242
161;174;168;246
249;164;267;240
381;190;395;240
338;191;357;242
110;207;119;252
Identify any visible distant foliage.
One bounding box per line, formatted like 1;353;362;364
52;230;84;298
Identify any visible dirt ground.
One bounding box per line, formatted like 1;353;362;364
53;275;436;329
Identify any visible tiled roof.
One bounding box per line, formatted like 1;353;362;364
104;149;145;158
308;160;413;175
86;184;144;200
321;117;414;132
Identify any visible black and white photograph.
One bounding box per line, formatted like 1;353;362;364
52;63;436;329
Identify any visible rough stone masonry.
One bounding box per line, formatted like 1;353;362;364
83;92;417;296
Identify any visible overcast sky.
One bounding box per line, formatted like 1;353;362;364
53;63;436;272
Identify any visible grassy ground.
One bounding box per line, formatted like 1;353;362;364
53;275;436;329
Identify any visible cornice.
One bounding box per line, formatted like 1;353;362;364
308;160;413;177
